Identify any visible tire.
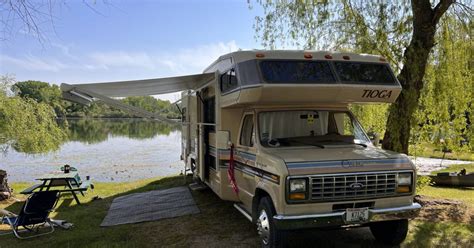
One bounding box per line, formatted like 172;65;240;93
369;219;409;245
257;196;287;248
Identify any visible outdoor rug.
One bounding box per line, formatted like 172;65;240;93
100;186;200;227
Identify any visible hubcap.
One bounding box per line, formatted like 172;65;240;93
257;209;270;245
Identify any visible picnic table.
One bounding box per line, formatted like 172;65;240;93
20;171;93;205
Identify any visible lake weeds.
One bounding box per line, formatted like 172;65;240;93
0;119;183;182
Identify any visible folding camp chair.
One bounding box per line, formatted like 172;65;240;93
0;191;59;239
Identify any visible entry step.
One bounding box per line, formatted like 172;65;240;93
188;182;207;191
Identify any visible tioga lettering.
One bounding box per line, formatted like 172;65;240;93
362;89;392;99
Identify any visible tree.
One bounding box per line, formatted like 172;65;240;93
0;76;66;153
253;0;472;153
14;80;66;117
413;17;473;152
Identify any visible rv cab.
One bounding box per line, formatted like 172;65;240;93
61;50;421;247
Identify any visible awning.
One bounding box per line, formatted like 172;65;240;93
60;72;215;98
60;72;215;122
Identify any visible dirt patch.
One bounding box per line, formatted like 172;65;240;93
415;195;473;224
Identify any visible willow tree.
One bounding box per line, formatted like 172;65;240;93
0;76;66;154
414;17;473;152
253;0;472;154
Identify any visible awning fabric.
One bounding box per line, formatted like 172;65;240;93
60;72;215;122
60;72;215;98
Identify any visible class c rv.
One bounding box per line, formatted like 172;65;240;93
61;50;421;247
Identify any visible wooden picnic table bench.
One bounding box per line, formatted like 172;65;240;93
20;172;93;205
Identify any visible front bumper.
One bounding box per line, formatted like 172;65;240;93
273;203;421;230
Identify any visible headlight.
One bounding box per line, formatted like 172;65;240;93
288;178;307;201
396;172;413;193
289;179;307;192
398;173;412;185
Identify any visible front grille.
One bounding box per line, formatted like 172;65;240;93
310;172;398;202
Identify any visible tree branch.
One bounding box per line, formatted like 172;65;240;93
432;0;455;24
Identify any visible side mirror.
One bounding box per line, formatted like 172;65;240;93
216;130;231;149
371;133;381;146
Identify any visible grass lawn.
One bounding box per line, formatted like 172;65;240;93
0;175;472;247
410;142;474;161
417;163;474;208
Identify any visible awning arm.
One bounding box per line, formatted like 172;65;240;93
62;85;179;125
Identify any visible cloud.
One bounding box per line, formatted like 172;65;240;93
163;41;240;73
86;41;240;74
0;54;67;72
1;41;241;101
88;51;157;70
51;42;77;60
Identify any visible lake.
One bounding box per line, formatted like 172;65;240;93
1;119;183;182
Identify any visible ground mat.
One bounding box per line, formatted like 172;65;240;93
100;186;200;226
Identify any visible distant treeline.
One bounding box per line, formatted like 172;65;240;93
14;80;181;119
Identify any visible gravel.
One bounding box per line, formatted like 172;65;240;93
410;156;472;175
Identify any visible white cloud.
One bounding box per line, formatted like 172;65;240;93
88;51;157;70
1;40;242;102
51;42;77;60
0;54;67;72
86;40;240;74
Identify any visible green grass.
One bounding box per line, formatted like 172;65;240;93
1;175;472;247
0;176;259;248
416;163;474;209
429;163;474;175
404;221;474;248
418;184;474;208
410;142;474;161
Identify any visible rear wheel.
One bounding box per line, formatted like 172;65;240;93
369;219;409;245
257;196;287;248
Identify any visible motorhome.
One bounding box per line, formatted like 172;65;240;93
61;50;421;247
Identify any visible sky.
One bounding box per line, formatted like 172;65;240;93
0;0;264;101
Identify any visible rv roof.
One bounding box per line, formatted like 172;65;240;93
204;50;387;72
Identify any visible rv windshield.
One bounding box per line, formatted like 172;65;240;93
258;110;370;148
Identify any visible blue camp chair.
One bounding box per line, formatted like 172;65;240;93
0;191;59;239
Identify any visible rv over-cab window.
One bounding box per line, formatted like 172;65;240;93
220;69;239;93
334;62;396;85
260;60;336;84
240;114;255;147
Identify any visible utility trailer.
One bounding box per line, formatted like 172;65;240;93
62;50;421;247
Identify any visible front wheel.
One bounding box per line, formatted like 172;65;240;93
369;219;409;245
257;196;287;248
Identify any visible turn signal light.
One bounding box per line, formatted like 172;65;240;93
289;193;306;200
396;186;411;193
304;53;313;59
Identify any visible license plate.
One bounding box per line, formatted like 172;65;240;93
345;208;369;223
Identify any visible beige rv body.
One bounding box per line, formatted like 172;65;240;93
180;50;420;230
60;50;420;242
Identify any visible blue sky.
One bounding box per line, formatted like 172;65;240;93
0;0;264;101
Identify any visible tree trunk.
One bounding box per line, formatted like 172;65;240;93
382;0;454;154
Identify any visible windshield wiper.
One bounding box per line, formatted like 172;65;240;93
339;141;367;148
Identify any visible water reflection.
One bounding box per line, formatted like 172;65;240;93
66;118;178;144
1;119;183;182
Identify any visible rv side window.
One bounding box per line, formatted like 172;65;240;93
334;62;396;85
240;115;255;147
220;68;239;93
